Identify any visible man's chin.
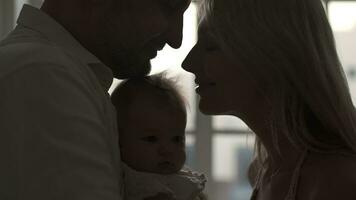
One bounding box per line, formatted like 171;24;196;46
114;60;152;79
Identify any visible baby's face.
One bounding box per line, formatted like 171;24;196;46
120;98;187;174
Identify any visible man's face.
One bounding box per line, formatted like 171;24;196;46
96;0;191;79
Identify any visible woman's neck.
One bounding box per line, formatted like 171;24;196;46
236;108;304;173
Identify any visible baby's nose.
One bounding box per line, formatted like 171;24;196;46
158;144;174;157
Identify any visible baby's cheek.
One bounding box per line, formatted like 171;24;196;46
178;151;187;167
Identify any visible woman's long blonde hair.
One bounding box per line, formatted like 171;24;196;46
200;0;356;170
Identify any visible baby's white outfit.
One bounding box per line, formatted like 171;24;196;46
122;163;207;200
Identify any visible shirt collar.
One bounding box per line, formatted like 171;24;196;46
17;4;113;92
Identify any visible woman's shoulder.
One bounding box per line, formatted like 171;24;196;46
300;151;356;200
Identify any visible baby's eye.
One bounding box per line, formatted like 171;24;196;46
173;136;185;145
141;136;158;143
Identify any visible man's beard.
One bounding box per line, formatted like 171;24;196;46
101;14;152;79
109;47;152;79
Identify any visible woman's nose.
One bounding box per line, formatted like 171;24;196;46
182;44;198;73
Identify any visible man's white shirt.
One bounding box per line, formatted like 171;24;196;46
0;4;123;200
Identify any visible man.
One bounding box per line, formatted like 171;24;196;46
0;0;190;199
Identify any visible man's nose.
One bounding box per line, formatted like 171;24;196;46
166;14;184;49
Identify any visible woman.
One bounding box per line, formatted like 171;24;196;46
182;0;356;199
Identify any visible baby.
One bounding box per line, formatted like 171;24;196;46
111;73;206;200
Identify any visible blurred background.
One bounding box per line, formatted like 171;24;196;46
1;0;356;199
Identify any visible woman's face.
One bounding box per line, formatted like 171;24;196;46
182;22;261;116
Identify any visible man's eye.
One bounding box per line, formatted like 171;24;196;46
142;136;158;143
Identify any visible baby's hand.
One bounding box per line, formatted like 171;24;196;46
143;192;177;200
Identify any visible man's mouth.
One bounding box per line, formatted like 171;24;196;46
146;42;166;59
148;50;158;59
155;43;165;51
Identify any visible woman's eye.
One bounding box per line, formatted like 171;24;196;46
198;37;219;52
142;136;158;143
199;32;220;52
205;45;219;52
204;40;220;52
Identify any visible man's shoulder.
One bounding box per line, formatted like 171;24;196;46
2;25;80;64
0;33;83;80
0;36;72;66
